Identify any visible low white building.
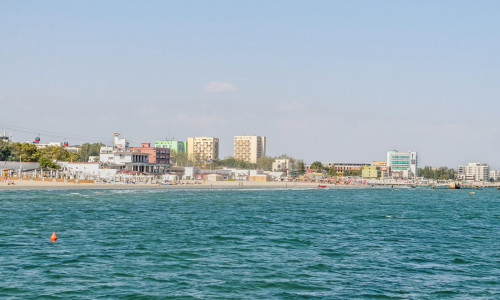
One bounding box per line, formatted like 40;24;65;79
161;174;179;182
268;171;286;181
230;169;250;181
58;162;118;179
100;151;149;167
272;159;291;171
183;166;199;180
206;174;223;181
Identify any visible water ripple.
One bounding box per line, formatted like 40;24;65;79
0;188;499;298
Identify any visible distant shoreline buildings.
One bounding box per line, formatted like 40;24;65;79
1;129;499;182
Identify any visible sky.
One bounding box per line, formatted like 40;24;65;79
1;1;499;168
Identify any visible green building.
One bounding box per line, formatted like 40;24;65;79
154;141;187;153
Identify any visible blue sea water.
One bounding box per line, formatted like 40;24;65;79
0;187;499;299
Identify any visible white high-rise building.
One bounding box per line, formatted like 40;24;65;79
234;135;266;164
457;163;489;181
387;150;418;178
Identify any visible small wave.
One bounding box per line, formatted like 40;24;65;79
452;257;469;264
431;290;460;296
360;293;401;299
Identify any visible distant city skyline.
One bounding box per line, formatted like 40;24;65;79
1;1;499;168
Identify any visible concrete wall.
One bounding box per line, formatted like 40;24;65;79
0;161;39;171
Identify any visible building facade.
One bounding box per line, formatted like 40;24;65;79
321;162;370;173
457;163;490;181
362;166;380;178
234;135;266;164
99;134;170;174
372;161;389;178
187;137;219;162
489;170;500;181
100;150;149;166
272;159;291;171
112;133;129;151
154;140;187;153
130;143;170;164
387;150;418;178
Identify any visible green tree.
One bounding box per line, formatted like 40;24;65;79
170;150;189;166
192;152;203;166
256;156;274;171
39;156;60;169
77;143;104;162
328;166;337;176
222;157;237;168
309;161;323;170
41;146;78;162
297;160;306;175
11;142;41;162
417;166;456;180
344;169;361;176
211;157;257;169
0;141;15;161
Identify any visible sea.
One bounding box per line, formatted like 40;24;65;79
0;187;499;299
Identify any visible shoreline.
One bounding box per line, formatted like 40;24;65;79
0;180;380;190
1;180;497;191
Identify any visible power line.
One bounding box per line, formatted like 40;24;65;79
0;122;110;143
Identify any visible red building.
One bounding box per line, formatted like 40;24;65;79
130;143;170;164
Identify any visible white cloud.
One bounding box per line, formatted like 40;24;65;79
204;81;237;93
277;100;306;111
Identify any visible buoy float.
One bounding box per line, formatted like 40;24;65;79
50;232;58;242
470;192;475;195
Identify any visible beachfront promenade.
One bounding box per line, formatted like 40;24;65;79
2;177;500;190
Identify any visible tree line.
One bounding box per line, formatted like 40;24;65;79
417;166;456;180
170;152;308;173
0;141;103;169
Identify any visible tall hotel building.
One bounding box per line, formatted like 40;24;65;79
387;150;418;178
187;137;219;162
234;135;266;164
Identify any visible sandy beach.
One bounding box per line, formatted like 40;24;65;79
0;179;359;190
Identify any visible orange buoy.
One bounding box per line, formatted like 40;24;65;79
50;232;58;242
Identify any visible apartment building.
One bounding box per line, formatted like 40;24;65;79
234;135;266;164
187;137;219;162
457;163;489;181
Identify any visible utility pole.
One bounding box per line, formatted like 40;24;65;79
19;154;22;180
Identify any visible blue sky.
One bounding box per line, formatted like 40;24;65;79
1;1;499;167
